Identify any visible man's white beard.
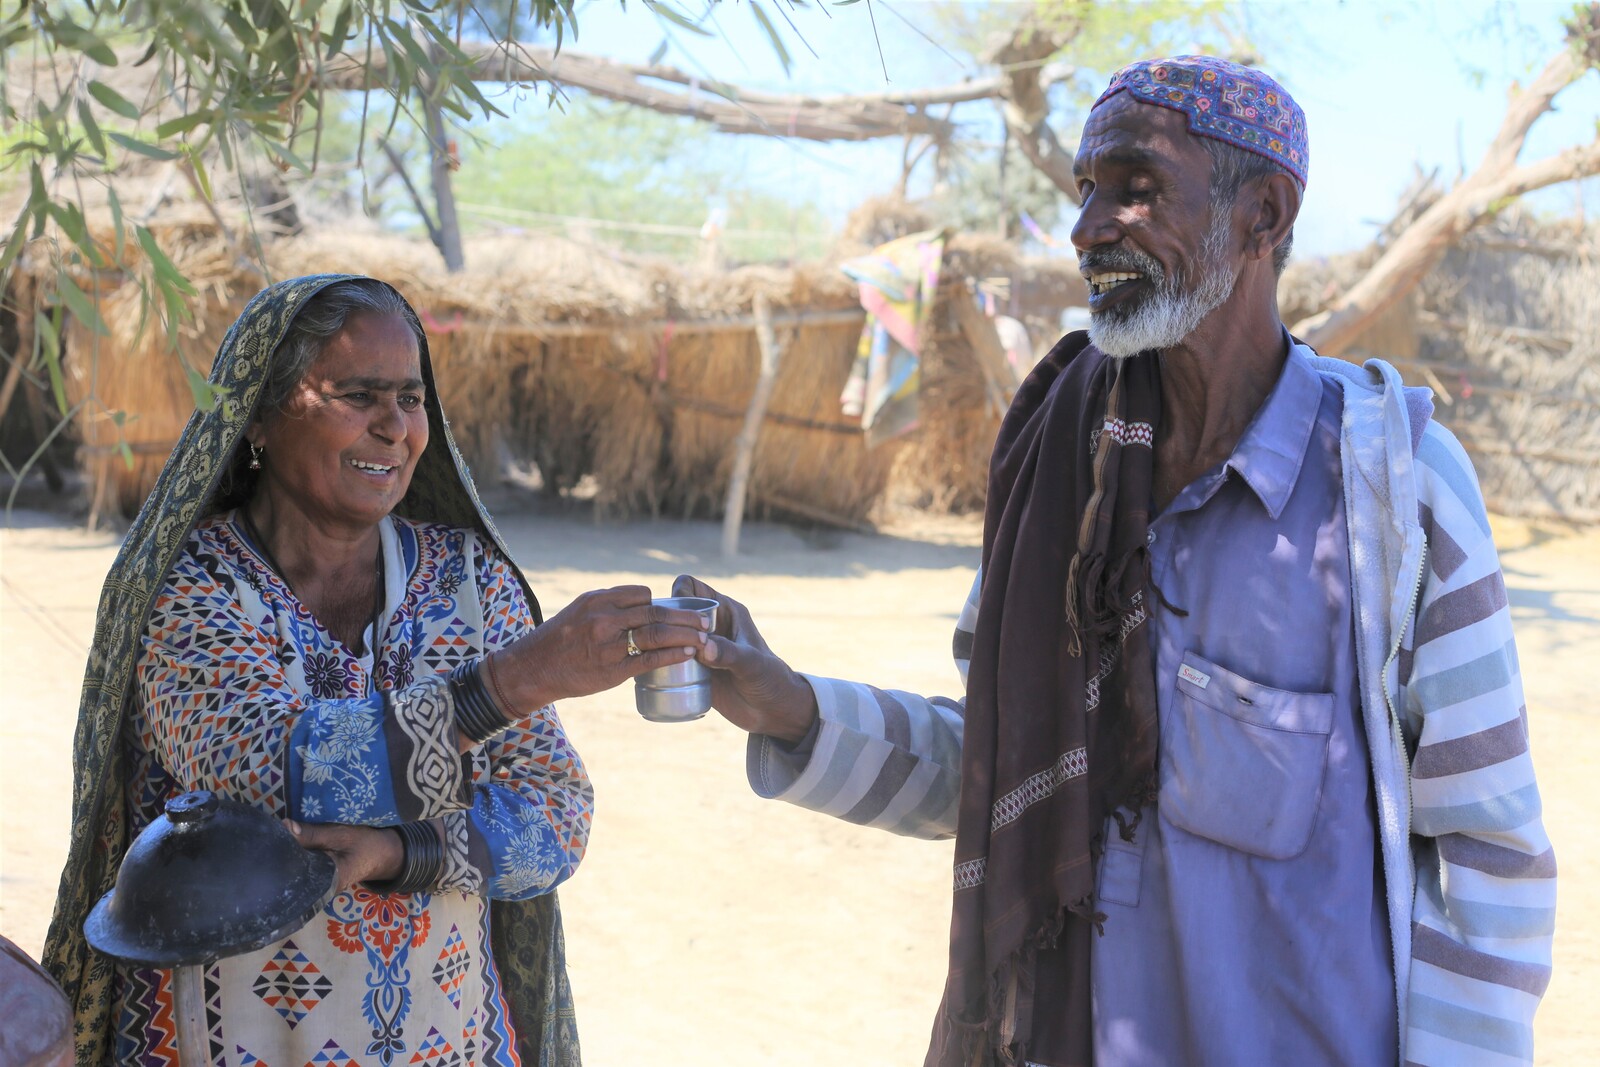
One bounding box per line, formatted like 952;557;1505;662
1089;206;1237;359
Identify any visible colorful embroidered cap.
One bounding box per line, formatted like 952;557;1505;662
1093;56;1308;188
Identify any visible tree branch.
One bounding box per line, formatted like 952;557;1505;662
381;143;446;256
313;42;1077;146
984;19;1083;204
1293;13;1600;357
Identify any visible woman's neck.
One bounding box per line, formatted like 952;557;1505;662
243;492;381;593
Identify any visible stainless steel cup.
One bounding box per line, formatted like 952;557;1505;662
635;596;718;722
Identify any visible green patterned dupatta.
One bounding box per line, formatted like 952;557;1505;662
42;275;581;1067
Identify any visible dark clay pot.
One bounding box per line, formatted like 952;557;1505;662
84;791;337;968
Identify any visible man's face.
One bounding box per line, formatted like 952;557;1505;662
1070;95;1239;358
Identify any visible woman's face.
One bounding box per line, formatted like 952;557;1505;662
249;310;430;533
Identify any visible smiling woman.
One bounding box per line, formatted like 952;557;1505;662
43;276;712;1067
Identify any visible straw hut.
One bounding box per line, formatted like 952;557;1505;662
1283;203;1599;522
6;177;1090;527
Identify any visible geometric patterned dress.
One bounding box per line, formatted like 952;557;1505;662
112;511;593;1067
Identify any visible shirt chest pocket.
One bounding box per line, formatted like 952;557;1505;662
1160;651;1334;860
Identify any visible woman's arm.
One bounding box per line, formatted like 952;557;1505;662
426;540;593;900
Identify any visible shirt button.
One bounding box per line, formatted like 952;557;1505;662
1147;529;1157;546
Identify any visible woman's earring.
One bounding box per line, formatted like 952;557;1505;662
248;444;263;470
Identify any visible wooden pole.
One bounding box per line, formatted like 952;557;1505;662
0;278;34;427
951;283;1022;418
0;343;25;432
721;293;787;558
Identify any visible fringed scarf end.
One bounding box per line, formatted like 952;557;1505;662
1063;551;1085;659
1067;894;1107;937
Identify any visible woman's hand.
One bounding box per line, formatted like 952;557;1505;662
284;820;404;893
671;574;817;745
490;585;711;716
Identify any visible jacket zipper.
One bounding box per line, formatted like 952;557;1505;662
1382;534;1427;1056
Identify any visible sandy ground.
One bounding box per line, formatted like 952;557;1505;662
2;496;1595;1065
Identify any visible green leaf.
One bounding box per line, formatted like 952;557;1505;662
75;97;108;157
186;367;222;412
154;110;214;138
83;39;118;66
48;201;106;268
749;3;791;76
437;93;473;121
326;0;355;51
386;17;435;73
0;209;30;276
648;38;669;66
0;24;33;51
186;149;215;203
221;5;259;48
644;2;713;36
107;186;126;260
35;310;67;416
55;270;109;336
107;131;181;161
87;80;141;120
259;137;310;173
135;226;198;295
28;163;48;238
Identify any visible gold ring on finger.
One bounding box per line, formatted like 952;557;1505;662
625;629;643;657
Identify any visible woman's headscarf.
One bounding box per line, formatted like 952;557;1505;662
41;275;581;1067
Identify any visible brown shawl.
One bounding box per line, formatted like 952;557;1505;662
927;333;1162;1067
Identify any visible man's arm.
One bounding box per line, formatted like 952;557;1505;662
1402;425;1555;1067
679;572;978;841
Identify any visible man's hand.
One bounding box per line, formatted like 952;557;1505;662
284;820;404;893
672;574;817;745
492;585;711;715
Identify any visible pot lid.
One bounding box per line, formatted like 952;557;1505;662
84;791;337;968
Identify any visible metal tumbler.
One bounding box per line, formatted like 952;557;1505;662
634;596;718;722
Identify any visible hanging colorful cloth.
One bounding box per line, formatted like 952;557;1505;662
838;228;946;447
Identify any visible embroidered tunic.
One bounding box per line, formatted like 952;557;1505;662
113;511;592;1067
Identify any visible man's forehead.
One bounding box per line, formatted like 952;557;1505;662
1075;96;1204;173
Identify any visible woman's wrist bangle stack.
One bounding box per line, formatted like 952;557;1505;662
451;660;512;744
366;820;444;895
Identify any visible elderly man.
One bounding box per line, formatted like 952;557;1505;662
678;56;1553;1067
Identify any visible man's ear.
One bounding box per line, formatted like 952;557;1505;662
1243;172;1300;266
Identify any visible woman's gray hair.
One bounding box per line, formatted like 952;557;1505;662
1201;138;1296;276
258;279;426;413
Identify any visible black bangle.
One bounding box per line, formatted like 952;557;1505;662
451;660;511;744
366;820;445;895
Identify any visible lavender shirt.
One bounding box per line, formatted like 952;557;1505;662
1091;345;1396;1065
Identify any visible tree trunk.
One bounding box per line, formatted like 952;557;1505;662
985;19;1084;205
424;92;465;274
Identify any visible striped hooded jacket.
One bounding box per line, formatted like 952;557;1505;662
747;352;1555;1065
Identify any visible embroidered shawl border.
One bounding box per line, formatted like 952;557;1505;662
1091;417;1155;455
951;591;1148;894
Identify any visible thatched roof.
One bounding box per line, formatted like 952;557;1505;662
7;177;1088;524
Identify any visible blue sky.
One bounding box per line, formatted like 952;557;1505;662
497;0;1600;257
